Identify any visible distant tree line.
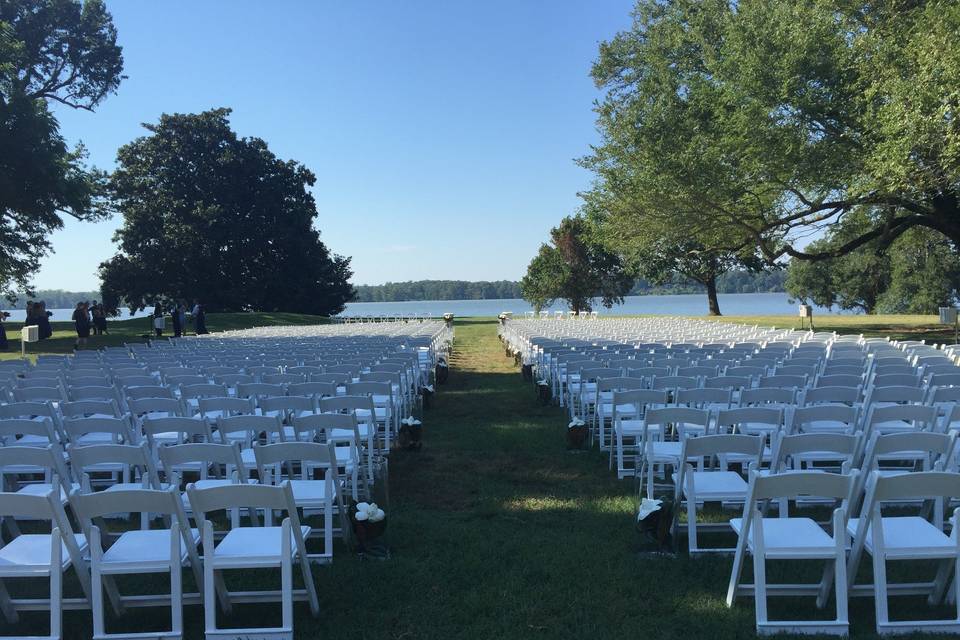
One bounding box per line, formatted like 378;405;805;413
0;290;102;310
354;281;523;302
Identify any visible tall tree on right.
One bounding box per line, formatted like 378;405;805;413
520;216;633;314
585;0;960;269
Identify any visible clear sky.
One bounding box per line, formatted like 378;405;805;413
38;0;637;290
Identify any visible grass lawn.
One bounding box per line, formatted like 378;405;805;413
4;316;957;638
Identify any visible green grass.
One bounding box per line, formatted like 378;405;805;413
5;316;959;638
0;312;332;360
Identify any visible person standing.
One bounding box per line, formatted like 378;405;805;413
153;303;164;338
0;311;8;350
72;302;91;349
195;302;208;335
171;302;182;338
94;303;108;335
178;304;187;337
37;301;52;340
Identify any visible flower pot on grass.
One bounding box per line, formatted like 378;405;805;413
537;380;552;405
635;496;676;556
351;501;388;555
567;418;588;450
399;416;423;451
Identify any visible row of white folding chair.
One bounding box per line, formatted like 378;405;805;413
726;469;960;636
0;479;320;639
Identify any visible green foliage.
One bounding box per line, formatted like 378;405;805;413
0;0;122;298
99;108;355;316
354;280;523;302
586;0;960;267
786;214;960;314
520;216;634;313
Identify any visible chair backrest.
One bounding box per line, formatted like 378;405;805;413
680;433;765;464
757;374;806;390
715;407;783;435
117;375;159;388
286;381;337;398
644;407;710;433
259;395;316;417
142;415;214;447
865;385;925;406
262;373;307;386
704;376;751;391
651;375;699;391
218;414;286;443
197;396;255;418
861;431;956;472
62;415;134;445
790;404;860;434
60;399;122;418
158;442;245;479
803;385;861;406
127;396;187;417
739;387;797;406
124;385;175;401
0;444;71;490
873;373;921;388
320;394;377;419
69;442;161;490
816;374;863;389
0;417;59;444
770;432;859;473
253;441;337;482
745;467;858;502
13;386;66;403
187;480;305;535
235;382;286;399
676;387;732;408
864;403;938;436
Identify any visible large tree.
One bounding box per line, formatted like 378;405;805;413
587;0;960;268
520;216;633;314
787;212;960;314
0;0;123;297
99;108;355;316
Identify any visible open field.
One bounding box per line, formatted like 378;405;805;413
3;315;957;638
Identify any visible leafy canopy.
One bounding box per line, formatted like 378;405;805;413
99;108;355;316
520;216;633;313
586;0;960;265
0;0;123;298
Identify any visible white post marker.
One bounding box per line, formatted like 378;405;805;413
940;307;959;344
20;324;39;360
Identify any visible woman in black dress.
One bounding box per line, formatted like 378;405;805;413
0;311;8;350
72;302;91;349
195;303;208;335
37;301;53;340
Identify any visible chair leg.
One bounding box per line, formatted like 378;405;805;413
281;520;293;631
51;527;62;640
872;552;890;630
91;526;105;638
203;521;218;636
752;524;768;630
171;526;183;636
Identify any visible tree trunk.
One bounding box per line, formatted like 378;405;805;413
705;277;721;316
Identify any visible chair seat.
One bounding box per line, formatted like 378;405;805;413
289;480;331;508
680;471;749;500
617;420;662;438
100;528;200;573
0;534;87;575
730;517;836;558
330;424;375;440
212;525;311;569
16;482;80;505
847;516;956;558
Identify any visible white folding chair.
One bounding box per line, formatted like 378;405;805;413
186;481;320;638
726;469;859;635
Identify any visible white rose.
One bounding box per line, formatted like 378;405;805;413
355;510;369;521
369;508;385;523
356;502;370;512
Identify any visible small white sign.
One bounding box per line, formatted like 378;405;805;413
940;307;958;324
798;304;812;318
21;325;39;343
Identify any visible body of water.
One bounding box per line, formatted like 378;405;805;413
340;292;845;318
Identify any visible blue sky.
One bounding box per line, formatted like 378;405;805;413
40;0;636;290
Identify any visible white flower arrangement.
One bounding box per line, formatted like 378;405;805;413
568;418;585;429
637;497;663;521
401;416;422;427
355;501;385;523
423;384;435;393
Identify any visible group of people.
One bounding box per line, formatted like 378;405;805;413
71;301;110;349
152;301;207;338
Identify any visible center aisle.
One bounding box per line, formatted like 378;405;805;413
320;318;754;639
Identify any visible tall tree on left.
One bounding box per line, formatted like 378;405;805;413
99;108;355;316
0;0;123;298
